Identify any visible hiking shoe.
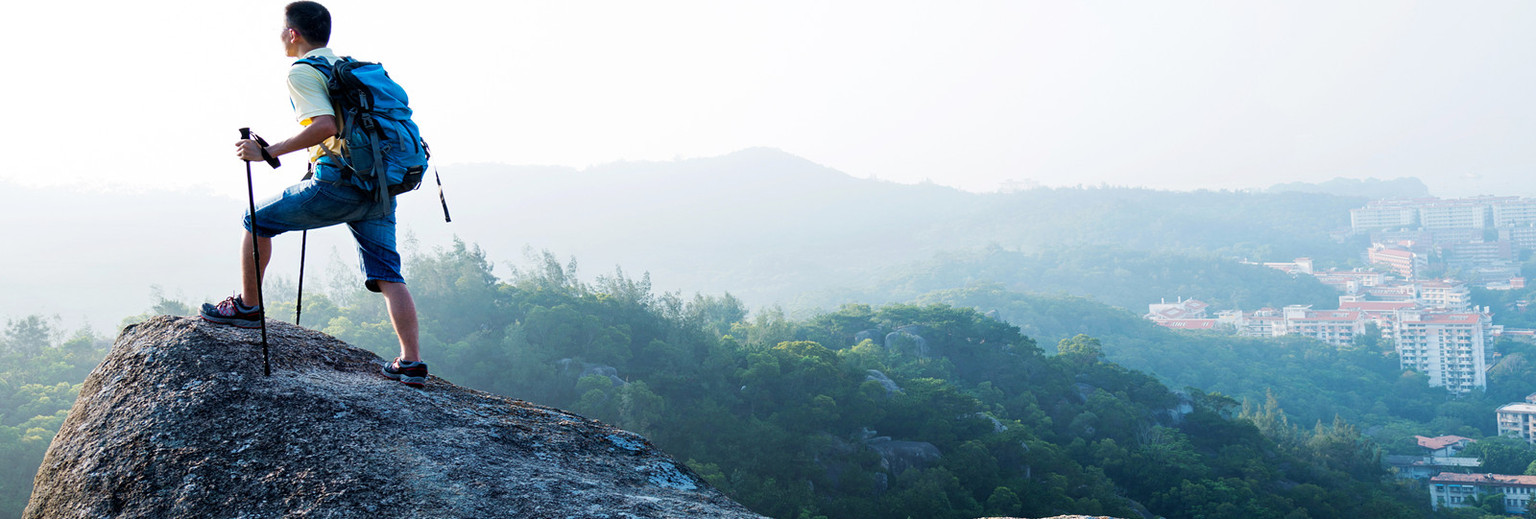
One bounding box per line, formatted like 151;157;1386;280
382;358;429;388
200;294;263;329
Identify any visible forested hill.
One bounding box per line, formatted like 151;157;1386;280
4;149;1370;325
0;246;1428;518
405;149;1367;309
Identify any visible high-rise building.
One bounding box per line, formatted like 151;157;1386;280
1501;226;1536;252
1442;241;1515;271
1419;202;1492;230
1394;308;1491;394
1493;199;1536;227
1351;204;1419;231
1351;196;1534;233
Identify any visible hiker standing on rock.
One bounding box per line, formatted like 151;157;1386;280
200;1;429;388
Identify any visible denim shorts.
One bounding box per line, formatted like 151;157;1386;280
243;178;403;292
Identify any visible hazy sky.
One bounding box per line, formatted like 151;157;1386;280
1;1;1531;197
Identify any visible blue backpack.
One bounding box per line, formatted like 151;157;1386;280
295;56;429;204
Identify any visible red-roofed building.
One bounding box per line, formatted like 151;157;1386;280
1145;298;1210;321
1415;435;1475;457
1431;473;1536;512
1370;245;1426;279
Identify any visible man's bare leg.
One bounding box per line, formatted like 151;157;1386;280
241;231;273;307
376;280;421;362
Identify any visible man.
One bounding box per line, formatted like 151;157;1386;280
200;1;428;388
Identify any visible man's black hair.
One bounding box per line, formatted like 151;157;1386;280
285;1;331;46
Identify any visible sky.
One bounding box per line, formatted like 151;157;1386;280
1;1;1533;199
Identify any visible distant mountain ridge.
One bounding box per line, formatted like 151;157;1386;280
409;148;1367;309
1266;176;1429;199
4;148;1373;325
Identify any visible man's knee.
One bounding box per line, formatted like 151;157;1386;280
370;279;409;294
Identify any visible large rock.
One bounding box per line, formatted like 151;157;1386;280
25;316;762;519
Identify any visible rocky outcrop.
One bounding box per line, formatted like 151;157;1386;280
25;316;761;519
863;369;904;397
557;358;628;387
863;435;941;476
884;328;931;358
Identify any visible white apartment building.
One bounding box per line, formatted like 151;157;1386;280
1217;306;1365;347
1416;280;1472;312
1353;197;1536;232
1501;226;1536;252
1493;199;1536;227
1431;473;1536;513
1315;270;1387;294
1351;203;1420;231
1395;308;1491;394
1420;202;1493;230
1498;393;1536;444
1279;306;1364;348
1338;299;1418;342
1217;308;1283;338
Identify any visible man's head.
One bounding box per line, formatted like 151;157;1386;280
283;1;331;56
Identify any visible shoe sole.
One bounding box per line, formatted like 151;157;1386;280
381;366;427;388
200;314;263;329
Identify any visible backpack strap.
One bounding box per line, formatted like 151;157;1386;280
369;123;389;206
292;56;352;183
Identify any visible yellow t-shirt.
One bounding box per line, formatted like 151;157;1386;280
287;48;342;165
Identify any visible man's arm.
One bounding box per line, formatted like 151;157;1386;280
234;115;337;162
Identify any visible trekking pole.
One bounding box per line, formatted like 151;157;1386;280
434;167;451;223
240;127;279;377
296;230;308;327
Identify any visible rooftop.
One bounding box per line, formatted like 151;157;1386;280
1292;311;1362;322
1417;435;1475;451
1401;314;1482;325
1371;249;1415;259
1432;473;1536;486
1339;301;1418;312
1498;403;1536;414
1156;319;1216;330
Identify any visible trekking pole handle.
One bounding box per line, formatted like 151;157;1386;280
238;127;282;169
